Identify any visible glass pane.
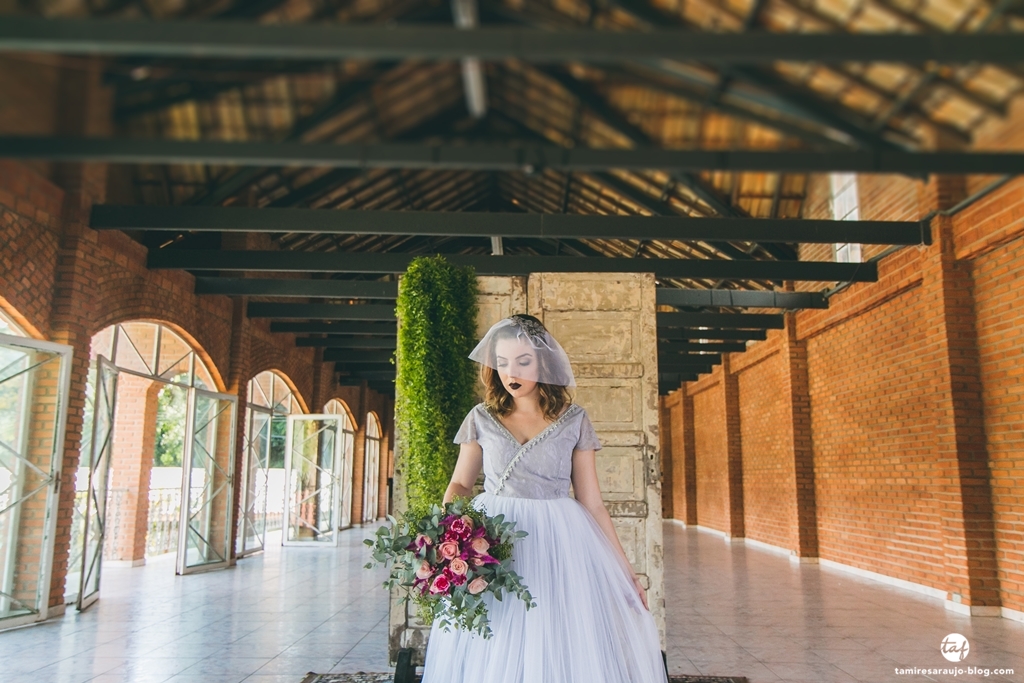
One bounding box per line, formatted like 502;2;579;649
180;392;235;572
286;418;339;544
78;360;117;608
113;323;158;376
0;339;67;624
339;426;354;529
237;409;271;557
156;330;193;385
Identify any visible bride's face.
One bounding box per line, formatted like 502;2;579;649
494;337;539;397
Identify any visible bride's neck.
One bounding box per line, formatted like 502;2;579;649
511;393;542;415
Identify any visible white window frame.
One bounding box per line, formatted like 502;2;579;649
830;172;863;263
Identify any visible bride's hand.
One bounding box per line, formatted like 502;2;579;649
631;574;648;610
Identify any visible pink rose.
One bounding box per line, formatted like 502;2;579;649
438;540;460;561
415;533;432;547
470;557;484;567
449;558;468;576
467;576;488;595
470;537;490;554
429;574;451;595
415;560;433;580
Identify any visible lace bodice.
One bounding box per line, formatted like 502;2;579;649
453;402;602;500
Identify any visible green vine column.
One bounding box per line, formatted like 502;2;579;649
394;255;479;515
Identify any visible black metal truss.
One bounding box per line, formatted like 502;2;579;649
10;137;1024;174
149;249;879;282
655;288;827;309
246;302;396;320
657;312;784;329
195;277;398;298
3;18;1022;63
269;321;396;334
92;206;927;245
296;337;397;349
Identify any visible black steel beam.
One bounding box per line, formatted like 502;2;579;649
659;356;724;366
196;277;398;298
246;302;396;320
657;312;784;329
10;138;1024;174
324;349;395;363
150;249;878;282
659;328;767;341
659;362;717;373
296;337;397;349
91;205;926;245
659;373;700;382
659;341;747;354
338;370;396;380
3;18;1023;62
656;288;828;309
270;321;396;334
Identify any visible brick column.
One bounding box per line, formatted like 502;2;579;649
351;382;368;524
105;375;160;564
722;355;745;539
782;314;819;560
225;296;250;563
658;396;675;520
46;57;112;609
672;389;697;525
924;201;1001;614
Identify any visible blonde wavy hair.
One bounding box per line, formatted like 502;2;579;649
479;314;573;420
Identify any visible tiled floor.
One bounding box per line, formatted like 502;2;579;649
663;523;1024;682
2;523;1022;683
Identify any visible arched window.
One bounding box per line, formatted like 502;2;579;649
90;321;216;389
324;400;356;529
238;371;303;557
0;309;26;337
73;320;233;592
363;413;382;524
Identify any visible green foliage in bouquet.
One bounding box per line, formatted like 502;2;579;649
394;255;479;511
364;496;536;639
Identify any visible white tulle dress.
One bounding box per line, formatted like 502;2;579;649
420;401;668;683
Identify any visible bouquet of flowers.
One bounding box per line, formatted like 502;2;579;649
364;496;536;639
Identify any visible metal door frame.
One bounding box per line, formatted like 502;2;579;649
0;332;72;630
75;355;118;611
283;414;343;547
236;404;272;558
176;387;237;575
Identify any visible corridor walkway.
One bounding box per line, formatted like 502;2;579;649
1;523;1021;683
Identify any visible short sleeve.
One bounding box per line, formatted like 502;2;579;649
574;409;602;451
453;408;478;444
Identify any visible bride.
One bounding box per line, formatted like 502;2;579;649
421;314;669;683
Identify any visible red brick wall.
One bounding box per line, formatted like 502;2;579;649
661;108;1024;617
0;158;394;609
689;377;730;534
733;338;794;550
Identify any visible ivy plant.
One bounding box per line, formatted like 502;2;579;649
394;255;479;513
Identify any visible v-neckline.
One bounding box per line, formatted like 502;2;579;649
485;403;577;448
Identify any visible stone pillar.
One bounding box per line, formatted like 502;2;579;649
527;271;666;650
388;275;526;666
